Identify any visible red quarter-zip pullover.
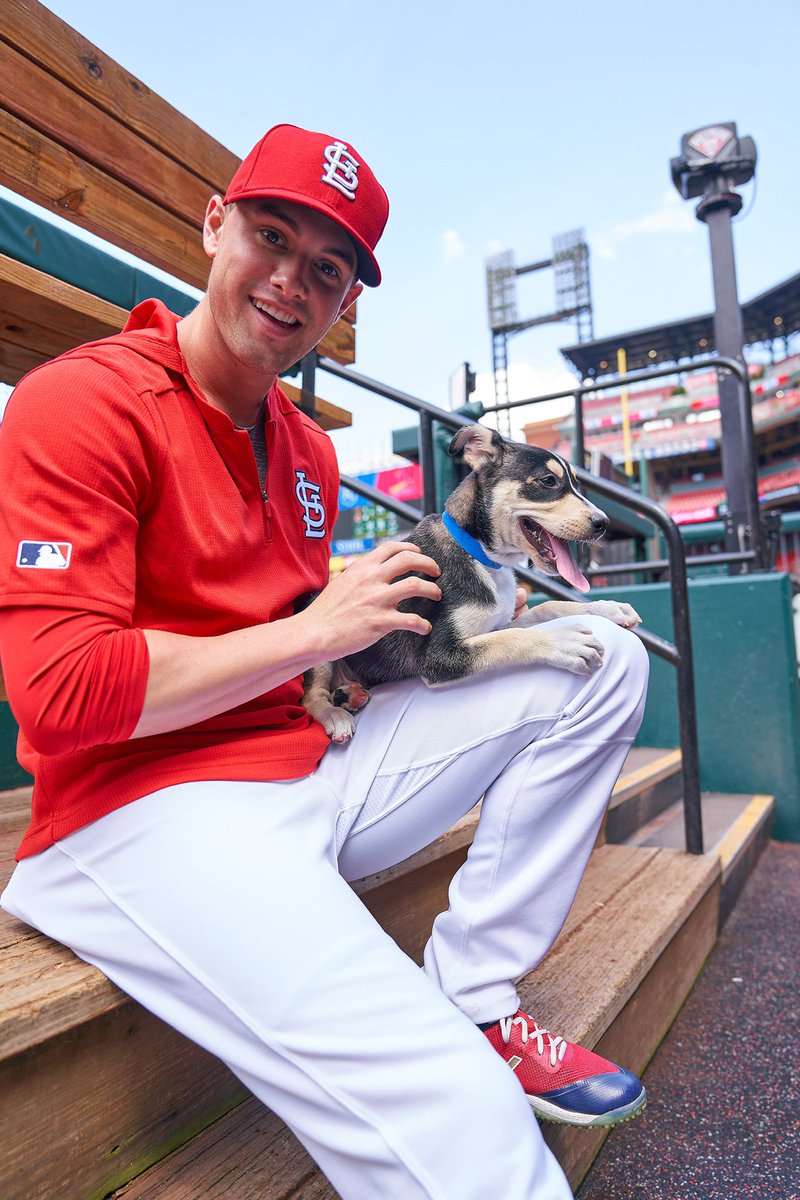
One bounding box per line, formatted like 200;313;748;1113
0;300;338;858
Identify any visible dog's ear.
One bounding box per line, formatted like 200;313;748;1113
448;425;505;470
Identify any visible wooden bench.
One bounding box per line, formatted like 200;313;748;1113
0;766;723;1200
0;0;354;427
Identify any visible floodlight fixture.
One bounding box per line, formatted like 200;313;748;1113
670;122;756;216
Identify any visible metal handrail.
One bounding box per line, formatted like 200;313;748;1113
317;355;706;853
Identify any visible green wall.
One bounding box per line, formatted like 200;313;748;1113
588;572;800;841
0;702;32;789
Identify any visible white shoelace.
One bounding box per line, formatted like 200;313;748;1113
499;1015;568;1068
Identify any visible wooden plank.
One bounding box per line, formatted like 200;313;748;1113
716;793;773;927
0;281;126;349
104;1098;326;1200
0;303;90;364
603;750;684;845
0;999;247;1200
361;848;469;966
0;339;43;387
542;868;720;1190
315;306;357;365
0;907;125;1061
0;786;31;838
521;845;720;1043
1;0;238;194
277;380;351;432
0;108;211;289
0;5;357;369
0;251;128;343
336;303;357;328
112;1097;328;1200
0;39;215;227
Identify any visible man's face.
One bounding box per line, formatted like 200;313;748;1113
202;197;363;382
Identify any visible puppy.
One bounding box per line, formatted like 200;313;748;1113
304;424;641;742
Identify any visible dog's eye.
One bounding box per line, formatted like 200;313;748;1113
539;474;559;488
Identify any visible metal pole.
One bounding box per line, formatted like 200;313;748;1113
573;391;589;574
573;471;705;854
299;351;318;417
573;391;586;470
696;191;764;571
658;512;704;854
418;411;438;515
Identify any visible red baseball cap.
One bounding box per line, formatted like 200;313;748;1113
223;124;389;287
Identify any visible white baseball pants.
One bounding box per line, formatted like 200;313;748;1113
3;616;649;1199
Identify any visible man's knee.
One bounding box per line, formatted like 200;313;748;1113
599;622;650;734
581;614;649;677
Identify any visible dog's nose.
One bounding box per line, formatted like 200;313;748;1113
590;511;609;535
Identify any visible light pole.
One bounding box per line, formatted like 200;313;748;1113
671;123;765;571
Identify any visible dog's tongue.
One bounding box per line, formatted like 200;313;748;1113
542;531;591;594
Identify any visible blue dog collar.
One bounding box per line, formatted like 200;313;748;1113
442;511;503;570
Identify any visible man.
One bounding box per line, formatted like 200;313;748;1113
0;125;649;1198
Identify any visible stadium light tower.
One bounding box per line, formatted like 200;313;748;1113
485;232;593;436
671;122;765;569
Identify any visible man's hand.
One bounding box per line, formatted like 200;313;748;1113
296;541;442;661
131;542;441;740
513;587;528;621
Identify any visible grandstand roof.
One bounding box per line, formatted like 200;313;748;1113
561;271;800;379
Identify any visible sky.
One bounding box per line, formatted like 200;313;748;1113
10;0;800;470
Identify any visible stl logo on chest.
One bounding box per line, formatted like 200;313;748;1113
295;472;326;539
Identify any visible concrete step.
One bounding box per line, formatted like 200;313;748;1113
602;746;684;845
618;788;774;927
0;750;738;1199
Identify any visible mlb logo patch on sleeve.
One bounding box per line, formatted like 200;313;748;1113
16;541;73;569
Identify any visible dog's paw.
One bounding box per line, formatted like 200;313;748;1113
322;707;357;744
585;600;642;629
333;682;371;713
548;625;605;674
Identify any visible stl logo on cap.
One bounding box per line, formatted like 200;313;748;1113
321;141;360;201
222;124;389;285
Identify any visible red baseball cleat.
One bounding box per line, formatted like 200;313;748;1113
482;1008;647;1127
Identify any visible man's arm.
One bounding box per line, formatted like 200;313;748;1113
0;359;440;750
133;539;441;737
0;541;440;752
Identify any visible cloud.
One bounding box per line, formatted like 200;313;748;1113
439;228;465;263
592;189;697;261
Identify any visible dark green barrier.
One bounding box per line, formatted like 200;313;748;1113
585;572;800;841
0;702;32;789
0;196;197;316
